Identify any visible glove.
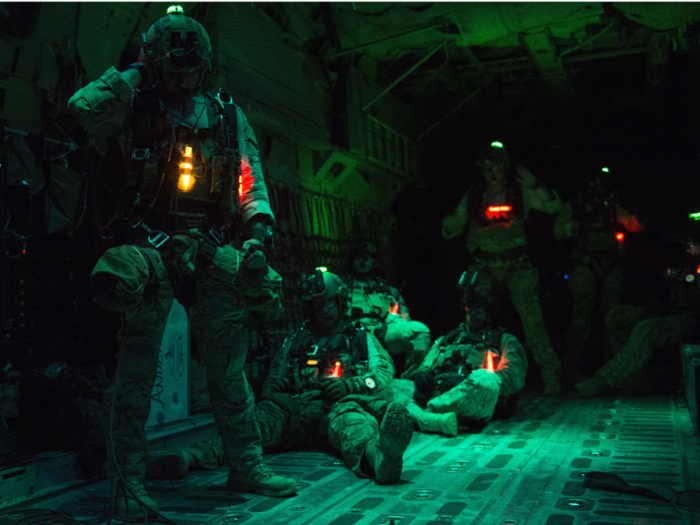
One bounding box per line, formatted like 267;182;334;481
262;377;288;396
320;378;353;403
241;238;266;270
412;371;437;397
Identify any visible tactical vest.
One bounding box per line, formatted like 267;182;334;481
122;88;241;229
282;321;369;390
433;326;504;377
572;194;619;255
467;181;524;229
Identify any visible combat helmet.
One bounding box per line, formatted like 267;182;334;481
300;268;350;306
142;6;213;74
475;141;511;171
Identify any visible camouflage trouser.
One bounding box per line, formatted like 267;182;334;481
256;392;388;476
596;305;699;387
470;261;560;383
94;241;280;483
361;317;431;380
565;255;623;361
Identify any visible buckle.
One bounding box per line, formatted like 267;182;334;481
308;346;319;356
132;148;150;161
148;230;170;249
287;359;298;368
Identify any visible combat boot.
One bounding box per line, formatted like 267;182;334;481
575;376;607;398
110;479;159;520
226;463;298;497
417;411;458;437
145;449;194;480
366;402;413;484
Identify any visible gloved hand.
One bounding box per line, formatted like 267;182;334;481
320;378;353;403
412;371;437;397
263;377;288;396
241;238;266;270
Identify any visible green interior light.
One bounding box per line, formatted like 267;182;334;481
316;267;328;272
602;167;609;173
491;141;504;148
690;212;700;221
167;5;184;14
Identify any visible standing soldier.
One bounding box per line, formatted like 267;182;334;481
442;141;562;395
553;167;643;380
344;236;431;379
68;7;296;518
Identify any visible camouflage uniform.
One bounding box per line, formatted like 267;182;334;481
577;271;700;396
443;178;561;391
554;194;643;367
346;276;431;379
579;274;700;387
258;320;399;476
68;64;280;488
411;324;527;421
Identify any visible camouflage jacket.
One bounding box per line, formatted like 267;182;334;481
415;324;527;397
67;67;273;226
442;179;561;254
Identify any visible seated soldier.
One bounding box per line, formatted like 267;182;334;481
344;235;431;379
394;273;528;437
576;241;700;397
146;269;413;485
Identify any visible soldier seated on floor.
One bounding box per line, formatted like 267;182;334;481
393;272;528;437
343;234;431;379
146;269;413;485
576;240;700;397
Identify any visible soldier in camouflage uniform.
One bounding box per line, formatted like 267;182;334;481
68;8;296;518
344;237;431;379
442;141;561;395
554;168;643;379
394;274;527;436
576;242;700;397
259;270;413;484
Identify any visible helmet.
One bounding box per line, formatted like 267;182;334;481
475;141;511;171
459;271;495;315
300;269;349;304
142;8;213;74
347;233;380;273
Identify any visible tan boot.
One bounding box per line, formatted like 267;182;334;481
417;411;458;437
145;449;194;480
110;479;159;520
226;463;298;497
366;402;413;485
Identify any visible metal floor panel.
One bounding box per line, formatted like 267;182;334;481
5;394;700;525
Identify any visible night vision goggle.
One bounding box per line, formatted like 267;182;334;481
166;31;207;71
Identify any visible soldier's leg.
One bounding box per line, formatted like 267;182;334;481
190;252;296;497
577;313;697;397
508;265;561;394
383;318;431;379
604;305;645;361
146;396;292;481
564;263;597;364
427;368;500;421
327;398;412;484
92;245;173;517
